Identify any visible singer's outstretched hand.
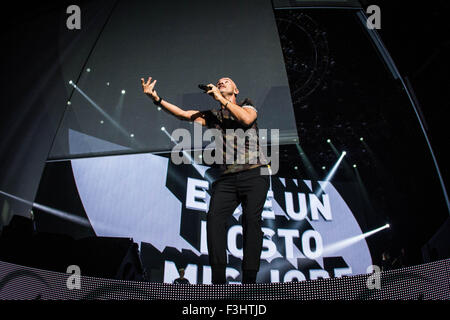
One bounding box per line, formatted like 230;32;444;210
141;76;158;100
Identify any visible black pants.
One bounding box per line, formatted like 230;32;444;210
207;166;270;283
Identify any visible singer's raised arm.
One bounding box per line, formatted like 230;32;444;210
160;101;206;126
141;76;206;126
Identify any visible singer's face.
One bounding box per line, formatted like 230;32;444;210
217;77;238;95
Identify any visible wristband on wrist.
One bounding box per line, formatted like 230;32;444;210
153;96;162;106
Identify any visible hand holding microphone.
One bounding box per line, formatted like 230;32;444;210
199;83;222;101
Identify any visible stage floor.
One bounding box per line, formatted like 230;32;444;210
0;259;448;300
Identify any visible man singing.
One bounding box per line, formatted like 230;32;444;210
141;76;270;284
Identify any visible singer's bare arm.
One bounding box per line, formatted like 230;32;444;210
141;77;206;126
183;110;206;126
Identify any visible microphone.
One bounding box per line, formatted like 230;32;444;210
198;84;210;92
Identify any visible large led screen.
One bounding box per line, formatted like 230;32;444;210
36;150;373;284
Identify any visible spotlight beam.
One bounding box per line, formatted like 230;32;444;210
69;82;143;148
0;189;91;228
321;224;390;257
114;92;125;122
328;140;340;157
0;189;151;236
316;151;346;196
295;143;318;179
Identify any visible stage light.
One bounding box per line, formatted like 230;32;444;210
69;80;73;84
161;126;165;131
86;68;91;72
121;90;126;95
322;166;326;170
106;82;110;86
327;139;331;143
386;223;390;228
353;164;357;168
67;101;71;105
342;151;347;155
360;137;364;141
130;133;134;138
157;106;162;111
100;120;104;124
294;166;298;170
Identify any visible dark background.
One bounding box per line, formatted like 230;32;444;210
271;2;449;267
360;0;449;186
365;0;449;263
0;0;448;271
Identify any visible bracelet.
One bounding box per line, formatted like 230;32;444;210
224;101;229;108
153;96;162;106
